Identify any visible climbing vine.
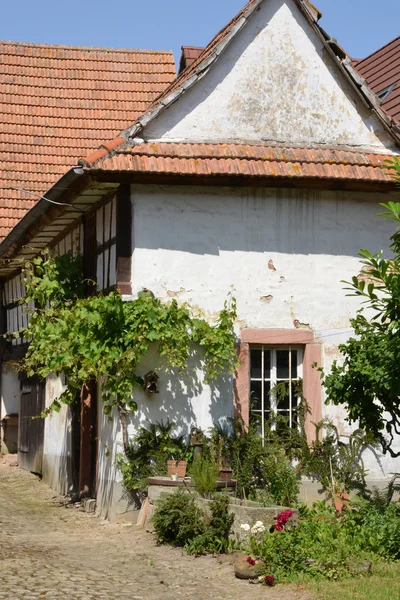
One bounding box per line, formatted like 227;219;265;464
12;251;238;426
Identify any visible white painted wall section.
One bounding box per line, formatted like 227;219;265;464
0;365;20;453
144;0;394;151
129;183;399;477
42;374;73;495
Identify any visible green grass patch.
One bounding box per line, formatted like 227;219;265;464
311;561;400;600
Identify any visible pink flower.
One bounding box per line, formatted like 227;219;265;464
274;524;283;531
265;576;275;587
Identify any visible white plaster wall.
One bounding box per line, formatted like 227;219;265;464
144;0;394;151
96;346;233;521
42;374;73;495
0;365;20;453
129;183;399;479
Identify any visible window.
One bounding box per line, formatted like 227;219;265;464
249;346;303;437
377;84;395;101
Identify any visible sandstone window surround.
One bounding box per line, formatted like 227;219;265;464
234;329;322;442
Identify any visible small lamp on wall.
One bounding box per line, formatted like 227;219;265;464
143;371;159;394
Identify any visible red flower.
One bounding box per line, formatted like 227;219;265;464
247;556;256;566
274;510;293;530
265;576;275;587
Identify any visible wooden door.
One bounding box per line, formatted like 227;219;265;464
18;377;45;474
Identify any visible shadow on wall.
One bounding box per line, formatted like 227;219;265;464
132;186;392;259
129;346;234;437
96;405;120;521
95;348;234;520
42;405;74;496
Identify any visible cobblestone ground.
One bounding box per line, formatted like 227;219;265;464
0;459;316;600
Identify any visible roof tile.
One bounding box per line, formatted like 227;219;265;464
0;40;176;238
355;36;400;123
84;141;395;185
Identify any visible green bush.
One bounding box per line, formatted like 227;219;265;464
152;491;235;556
248;500;400;582
190;456;219;498
210;419;299;505
186;494;235;556
116;421;188;500
152;490;205;546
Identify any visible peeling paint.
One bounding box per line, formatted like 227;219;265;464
293;319;310;329
268;260;277;271
260;295;274;303
167;287;186;298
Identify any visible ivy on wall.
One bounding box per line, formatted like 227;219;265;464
12;251;238;431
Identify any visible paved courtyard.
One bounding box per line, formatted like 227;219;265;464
0;458;315;600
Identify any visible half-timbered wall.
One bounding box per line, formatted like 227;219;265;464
95;195;117;291
3;224;83;345
3;272;31;346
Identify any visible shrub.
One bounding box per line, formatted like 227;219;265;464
116;421;188;500
185;494;235;556
248;499;400;582
190;456;219;498
152;490;205;546
210;419;299;505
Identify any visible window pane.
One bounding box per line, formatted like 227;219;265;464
291;383;300;426
277;350;289;379
264;381;271;411
291;350;298;378
264;349;271;379
250;381;262;411
276;384;290;411
250;349;262;379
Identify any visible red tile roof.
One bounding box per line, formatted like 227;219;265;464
355;36;400;123
0;41;176;239
81;141;395;185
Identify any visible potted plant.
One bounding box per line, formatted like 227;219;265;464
211;434;233;482
167;448;191;479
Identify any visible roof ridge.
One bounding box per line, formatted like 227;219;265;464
357;35;400;66
0;40;174;55
120;141;392;162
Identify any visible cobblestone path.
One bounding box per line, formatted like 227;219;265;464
0;459;316;600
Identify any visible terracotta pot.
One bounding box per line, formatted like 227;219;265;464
167;460;187;478
218;468;233;482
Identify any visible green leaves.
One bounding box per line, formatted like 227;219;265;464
18;251;238;420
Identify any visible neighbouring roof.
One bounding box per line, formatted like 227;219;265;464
355;36;400;123
179;46;204;74
0;41;176;239
81;141;396;185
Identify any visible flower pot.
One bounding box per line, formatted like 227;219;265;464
167;460;187;478
218;467;233;482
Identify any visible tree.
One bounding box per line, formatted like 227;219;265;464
322;157;400;457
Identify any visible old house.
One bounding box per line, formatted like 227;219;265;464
0;41;176;456
1;0;400;521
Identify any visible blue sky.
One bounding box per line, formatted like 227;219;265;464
1;0;399;65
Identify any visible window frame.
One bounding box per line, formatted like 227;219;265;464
234;329;322;443
249;345;303;439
